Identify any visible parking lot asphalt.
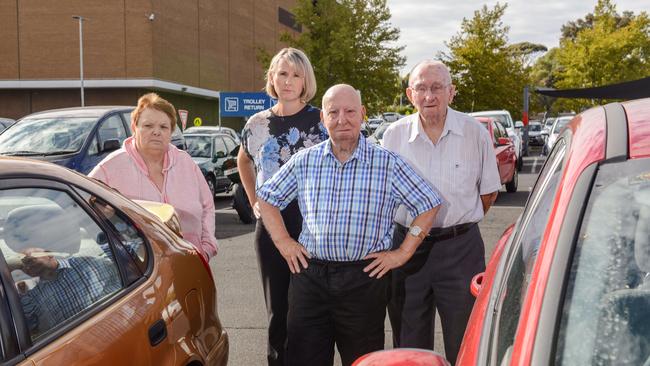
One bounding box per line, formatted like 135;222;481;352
210;151;545;365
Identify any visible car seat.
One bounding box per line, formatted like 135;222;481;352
4;204;81;255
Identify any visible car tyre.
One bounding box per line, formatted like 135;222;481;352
233;184;255;224
516;154;523;171
506;169;518;193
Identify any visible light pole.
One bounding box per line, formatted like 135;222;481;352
72;15;86;106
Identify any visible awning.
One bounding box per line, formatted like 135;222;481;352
535;76;650;99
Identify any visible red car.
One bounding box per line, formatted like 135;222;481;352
477;117;518;193
356;98;650;366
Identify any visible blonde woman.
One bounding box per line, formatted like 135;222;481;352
238;48;326;366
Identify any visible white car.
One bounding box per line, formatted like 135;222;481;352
469;110;523;170
382;112;402;123
542;116;574;156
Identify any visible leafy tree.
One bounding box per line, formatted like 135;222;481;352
261;0;405;115
553;0;650;110
439;3;529;119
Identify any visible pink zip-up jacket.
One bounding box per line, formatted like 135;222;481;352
89;137;218;259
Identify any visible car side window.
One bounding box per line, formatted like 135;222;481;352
0;188;123;342
223;136;237;154
85;194;148;274
492;122;502;143
87;135;99;156
98;115;128;147
214;137;227;156
490;140;567;365
121;112;133;127
496;122;507;138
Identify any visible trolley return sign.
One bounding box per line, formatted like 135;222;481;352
219;92;276;117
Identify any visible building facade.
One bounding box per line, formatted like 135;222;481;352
0;0;299;128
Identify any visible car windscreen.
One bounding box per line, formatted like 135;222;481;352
0;117;96;155
372;122;392;139
185;135;212;158
552;118;571;134
529;123;542;132
555;158;650;365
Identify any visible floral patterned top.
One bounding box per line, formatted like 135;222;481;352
242;104;328;190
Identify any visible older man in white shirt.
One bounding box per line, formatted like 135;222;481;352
382;60;500;365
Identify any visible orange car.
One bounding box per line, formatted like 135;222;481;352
0;157;228;365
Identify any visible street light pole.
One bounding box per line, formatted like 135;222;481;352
72;15;85;107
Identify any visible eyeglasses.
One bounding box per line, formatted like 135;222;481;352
411;84;449;95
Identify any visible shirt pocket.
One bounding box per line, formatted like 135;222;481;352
451;160;476;195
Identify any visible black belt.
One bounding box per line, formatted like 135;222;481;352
398;222;476;242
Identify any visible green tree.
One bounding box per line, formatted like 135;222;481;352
439;3;529;119
553;0;650;110
264;0;405;115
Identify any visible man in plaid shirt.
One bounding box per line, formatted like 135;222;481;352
257;84;442;366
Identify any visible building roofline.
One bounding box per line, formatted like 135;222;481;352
0;79;220;99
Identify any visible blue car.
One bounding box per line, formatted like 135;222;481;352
0;106;186;175
0;106;134;174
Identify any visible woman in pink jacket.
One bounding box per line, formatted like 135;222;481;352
90;93;218;259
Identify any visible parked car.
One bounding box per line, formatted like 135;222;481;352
223;146;256;224
184;133;238;196
470;110;523;170
0;118;15;133
367;117;384;131
476;117;517;192
542;115;573;155
184;125;241;145
170;124;187;150
357;97;650;366
366;121;393;145
0;157;228;365
382;112;403;123
0;107;134;174
527;120;545;146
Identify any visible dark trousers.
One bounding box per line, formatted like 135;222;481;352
287;259;388;366
255;200;302;366
388;223;485;366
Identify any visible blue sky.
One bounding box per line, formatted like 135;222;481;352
385;0;649;75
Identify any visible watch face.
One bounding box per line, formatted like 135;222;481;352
410;226;423;236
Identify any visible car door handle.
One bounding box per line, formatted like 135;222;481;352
148;319;167;346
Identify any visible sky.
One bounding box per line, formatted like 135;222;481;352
385;0;649;75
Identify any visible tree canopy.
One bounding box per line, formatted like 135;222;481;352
268;0;405;115
532;0;650;112
440;3;529;119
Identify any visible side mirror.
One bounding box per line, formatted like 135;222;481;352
101;139;120;152
515;121;524;129
354;349;450;366
496;137;511;146
215;151;226;159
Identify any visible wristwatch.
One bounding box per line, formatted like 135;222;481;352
408;225;427;241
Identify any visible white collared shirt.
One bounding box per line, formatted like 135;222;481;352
382;107;501;228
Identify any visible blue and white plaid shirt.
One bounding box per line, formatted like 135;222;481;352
257;136;442;261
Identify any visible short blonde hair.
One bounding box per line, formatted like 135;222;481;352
265;48;317;103
131;93;177;126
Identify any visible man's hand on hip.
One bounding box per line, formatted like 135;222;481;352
276;237;311;274
363;247;413;279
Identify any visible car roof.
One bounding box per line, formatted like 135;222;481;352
20;106;134;120
184;132;230;138
469;110;510;116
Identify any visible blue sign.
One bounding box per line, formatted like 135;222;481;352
219;92;276;117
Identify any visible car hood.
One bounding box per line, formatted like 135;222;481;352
191;157;211;165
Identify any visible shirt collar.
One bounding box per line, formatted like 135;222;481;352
408;107;464;143
323;134;369;165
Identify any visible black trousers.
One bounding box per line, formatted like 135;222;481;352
287;259;388;366
388;223;485;366
255;200;302;366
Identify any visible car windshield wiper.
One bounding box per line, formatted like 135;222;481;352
41;150;78;156
0;150;46;156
